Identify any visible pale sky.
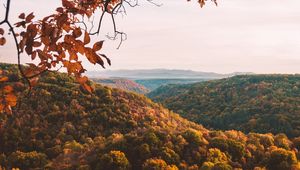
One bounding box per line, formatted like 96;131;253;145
0;0;300;74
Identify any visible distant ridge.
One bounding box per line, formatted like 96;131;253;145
87;69;254;79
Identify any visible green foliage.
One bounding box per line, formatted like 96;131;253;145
159;147;180;165
7;151;47;169
267;148;297;170
136;78;205;91
148;75;300;137
227;140;245;161
142;158;178;170
182;129;207;146
97;150;131;170
209;138;229;152
211;163;233;170
206;148;228;164
64;140;84;152
200;162;214;170
293;137;300;150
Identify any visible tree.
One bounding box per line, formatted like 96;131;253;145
267;148;298;170
211;163;233;170
227;139;245;161
142;158;168;170
97;150;131;170
7;151;48;169
0;0;217;113
200;162;214;170
142;158;178;170
206;148;228;164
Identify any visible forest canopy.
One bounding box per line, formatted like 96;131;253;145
148;75;300;137
1;63;300;169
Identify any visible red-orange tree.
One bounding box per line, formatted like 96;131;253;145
0;0;216;113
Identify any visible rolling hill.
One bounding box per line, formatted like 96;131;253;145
92;78;150;94
148;75;300;137
1;64;300;170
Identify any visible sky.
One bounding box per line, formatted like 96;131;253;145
0;0;300;74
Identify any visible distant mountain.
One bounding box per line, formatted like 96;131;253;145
92;78;150;94
148;74;300;137
87;69;253;91
86;69;252;79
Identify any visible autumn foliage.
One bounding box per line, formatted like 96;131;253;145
0;64;300;169
148;75;300;137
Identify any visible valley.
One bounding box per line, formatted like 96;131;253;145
0;64;300;169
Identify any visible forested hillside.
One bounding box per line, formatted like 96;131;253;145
1;64;300;170
92;78;150;94
148;75;300;137
135;79;207;91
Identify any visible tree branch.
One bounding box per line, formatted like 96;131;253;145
0;0;11;25
0;0;35;92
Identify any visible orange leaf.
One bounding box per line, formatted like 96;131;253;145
19;13;25;19
41;36;50;46
84;31;90;45
57;14;68;27
5;94;17;107
31;51;37;60
76;76;88;84
0;76;8;82
37;50;48;60
33;42;42;47
3;85;13;93
82;83;93;93
0;28;4;35
73;27;82;38
76;42;85;55
25;45;33;55
0;37;6;46
56;7;64;13
25;12;35;23
69;50;78;61
93;41;104;51
62;0;74;8
85;48;104;67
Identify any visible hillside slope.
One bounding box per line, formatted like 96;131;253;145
135;78;207;91
1;65;300;170
148;75;300;137
92;78;150;94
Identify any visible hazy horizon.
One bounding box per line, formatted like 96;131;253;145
1;0;300;74
87;68;255;75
